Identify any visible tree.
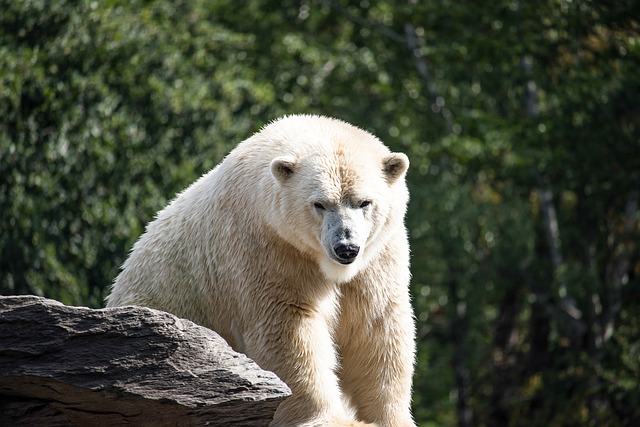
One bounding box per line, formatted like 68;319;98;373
1;0;638;425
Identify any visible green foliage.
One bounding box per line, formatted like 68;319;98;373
1;0;638;425
0;0;273;306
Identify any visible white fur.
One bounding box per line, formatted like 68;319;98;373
107;115;415;426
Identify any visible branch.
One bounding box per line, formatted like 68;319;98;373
319;0;405;44
537;182;563;269
320;1;455;133
524;56;587;346
404;23;454;134
602;189;638;342
530;289;587;344
448;277;473;427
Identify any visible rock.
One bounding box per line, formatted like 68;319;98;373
0;295;290;426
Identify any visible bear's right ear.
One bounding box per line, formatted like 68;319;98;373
271;156;297;183
383;152;409;184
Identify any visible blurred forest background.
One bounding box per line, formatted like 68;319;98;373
1;0;639;425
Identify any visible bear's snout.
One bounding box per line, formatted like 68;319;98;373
333;244;360;264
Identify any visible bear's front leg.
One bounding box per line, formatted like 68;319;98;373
243;300;373;427
337;275;416;427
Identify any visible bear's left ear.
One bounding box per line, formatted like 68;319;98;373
383;153;409;183
271;156;298;183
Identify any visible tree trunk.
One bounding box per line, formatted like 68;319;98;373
449;278;473;427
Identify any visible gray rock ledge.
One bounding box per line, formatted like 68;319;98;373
0;295;290;426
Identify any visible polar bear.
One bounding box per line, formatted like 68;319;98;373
107;115;415;427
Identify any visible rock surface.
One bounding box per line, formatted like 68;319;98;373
0;295;290;426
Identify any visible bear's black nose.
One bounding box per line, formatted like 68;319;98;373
334;244;360;264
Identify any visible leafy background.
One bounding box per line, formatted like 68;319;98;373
1;1;639;425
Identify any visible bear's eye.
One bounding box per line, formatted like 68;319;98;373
359;200;372;209
313;202;326;211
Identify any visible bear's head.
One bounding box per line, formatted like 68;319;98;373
264;116;409;283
